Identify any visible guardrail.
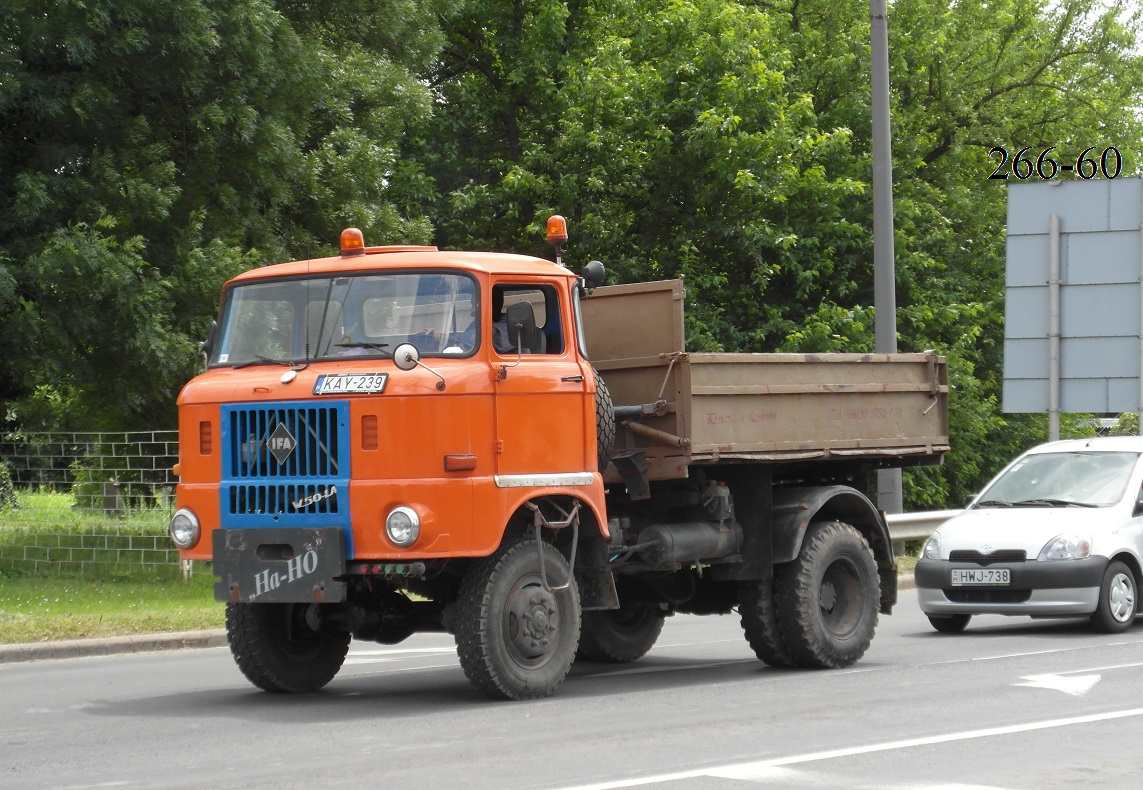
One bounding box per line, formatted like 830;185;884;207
885;509;963;552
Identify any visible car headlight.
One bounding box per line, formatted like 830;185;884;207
921;532;941;560
169;508;200;549
1038;533;1091;561
385;506;421;548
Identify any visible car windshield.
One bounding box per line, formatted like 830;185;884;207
209;272;478;367
975;451;1139;509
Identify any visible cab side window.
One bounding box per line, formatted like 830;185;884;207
492;285;563;355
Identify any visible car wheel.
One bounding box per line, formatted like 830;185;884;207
926;613;971;633
1090;560;1137;633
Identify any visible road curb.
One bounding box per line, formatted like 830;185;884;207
0;571;917;663
0;629;227;664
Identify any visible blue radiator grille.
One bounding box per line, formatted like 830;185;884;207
225;403;345;479
220;402;351;539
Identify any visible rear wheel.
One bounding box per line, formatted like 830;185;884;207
225;602;350;693
776;521;880;668
738;576;796;667
455;539;581;700
578;604;666;663
1090;560;1137;633
927;613;971;633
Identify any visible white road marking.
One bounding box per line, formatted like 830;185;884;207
553;707;1143;790
1015;672;1101;696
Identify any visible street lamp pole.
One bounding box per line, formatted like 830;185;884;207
870;0;903;514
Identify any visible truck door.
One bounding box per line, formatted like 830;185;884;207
491;283;593;479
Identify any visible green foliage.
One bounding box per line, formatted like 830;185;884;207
0;459;16;511
399;0;1143;508
1;0;454;429
2;0;1141;512
1112;412;1140;435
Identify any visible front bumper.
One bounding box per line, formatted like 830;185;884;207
915;556;1107;617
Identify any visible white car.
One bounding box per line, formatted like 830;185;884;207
916;436;1143;633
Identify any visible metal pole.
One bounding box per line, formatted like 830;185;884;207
870;0;902;514
1048;214;1060;441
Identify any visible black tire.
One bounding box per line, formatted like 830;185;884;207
455;539;581;700
738;576;797;668
927;614;971;633
1090;560;1137;633
593;368;615;472
225;602;350;693
775;521;880;668
577;604;666;663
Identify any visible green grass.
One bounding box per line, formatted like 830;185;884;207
0;572;224;644
1;489;224;644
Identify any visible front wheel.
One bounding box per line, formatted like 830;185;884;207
226;602;350;693
1090;560;1137;633
775;521;880;668
578;604;666;663
927;613;971;633
455;539;581;700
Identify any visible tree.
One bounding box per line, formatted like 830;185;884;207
0;0;452;429
398;0;1143;506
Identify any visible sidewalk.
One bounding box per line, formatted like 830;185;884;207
0;571;915;664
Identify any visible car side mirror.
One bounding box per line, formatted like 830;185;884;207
1134;491;1143;518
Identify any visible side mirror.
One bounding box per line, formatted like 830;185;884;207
392;342;445;390
1133;490;1143;518
504;302;536;353
392;343;420;371
580;260;606;293
198;320;217;361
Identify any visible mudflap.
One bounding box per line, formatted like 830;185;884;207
213;527;348;604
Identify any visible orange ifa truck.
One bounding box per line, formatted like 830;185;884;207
169;217;949;700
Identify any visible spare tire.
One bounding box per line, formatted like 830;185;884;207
593;367;615;472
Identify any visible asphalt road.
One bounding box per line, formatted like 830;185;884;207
4;587;1143;789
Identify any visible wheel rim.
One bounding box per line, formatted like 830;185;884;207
818;556;865;639
1108;572;1135;623
503;572;561;668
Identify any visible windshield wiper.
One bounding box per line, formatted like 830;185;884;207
1013;498;1098;508
974;499;1013;508
232;355;308;370
335;342;391;355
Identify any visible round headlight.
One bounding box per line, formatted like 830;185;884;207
169;508;200;549
385;506;421;548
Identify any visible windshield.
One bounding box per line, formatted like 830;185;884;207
209;272;478;367
975;451;1139;508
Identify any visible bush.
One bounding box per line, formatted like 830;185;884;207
0;459;16;511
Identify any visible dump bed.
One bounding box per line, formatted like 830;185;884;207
582;279;950;482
